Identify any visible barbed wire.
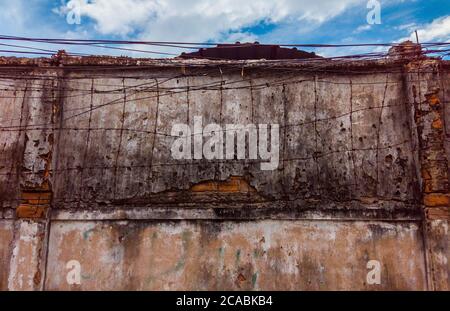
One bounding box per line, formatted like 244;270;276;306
0;139;412;177
0;70;409;128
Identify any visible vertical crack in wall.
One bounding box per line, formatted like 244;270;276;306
281;83;288;198
79;78;95;206
349;79;357;198
113;78;127;199
375;74;390;196
216;70;225;182
313;75;320;197
185;75;191;185
148;78;160;191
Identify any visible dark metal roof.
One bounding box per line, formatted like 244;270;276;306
179;42;321;60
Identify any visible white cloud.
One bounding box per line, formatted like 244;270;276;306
395;23;416;31
0;0;415;58
400;15;450;42
0;0;83;55
0;0;28;34
61;0;364;43
354;24;372;33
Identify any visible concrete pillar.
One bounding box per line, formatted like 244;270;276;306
7;73;58;290
405;58;450;290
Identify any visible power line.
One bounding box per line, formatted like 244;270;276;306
1;35;449;60
2;34;450;47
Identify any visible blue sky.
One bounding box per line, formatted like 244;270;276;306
0;0;449;58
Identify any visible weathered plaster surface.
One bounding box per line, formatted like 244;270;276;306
0;56;448;290
45;220;426;291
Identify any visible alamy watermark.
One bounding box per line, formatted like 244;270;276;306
366;260;381;285
367;0;382;25
66;259;81;285
63;1;381;28
170;116;280;171
66;0;82;25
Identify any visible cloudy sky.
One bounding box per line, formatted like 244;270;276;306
0;0;449;58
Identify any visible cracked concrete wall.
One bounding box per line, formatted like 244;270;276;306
0;72;56;290
0;78;27;210
0;58;448;290
48;70;418;207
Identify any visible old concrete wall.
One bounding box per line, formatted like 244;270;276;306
0;56;448;290
51;70;418;207
45;220;425;290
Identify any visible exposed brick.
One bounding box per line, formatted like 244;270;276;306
190;181;217;192
20;191;52;205
427;93;441;107
432;118;443;130
191;176;255;193
424;194;449;207
16;204;47;219
425;208;450;220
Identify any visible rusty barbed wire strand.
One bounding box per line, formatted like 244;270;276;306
0;138;412;178
0;100;414;139
0;73;436;129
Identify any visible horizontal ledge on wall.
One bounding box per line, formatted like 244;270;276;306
45;206;423;221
